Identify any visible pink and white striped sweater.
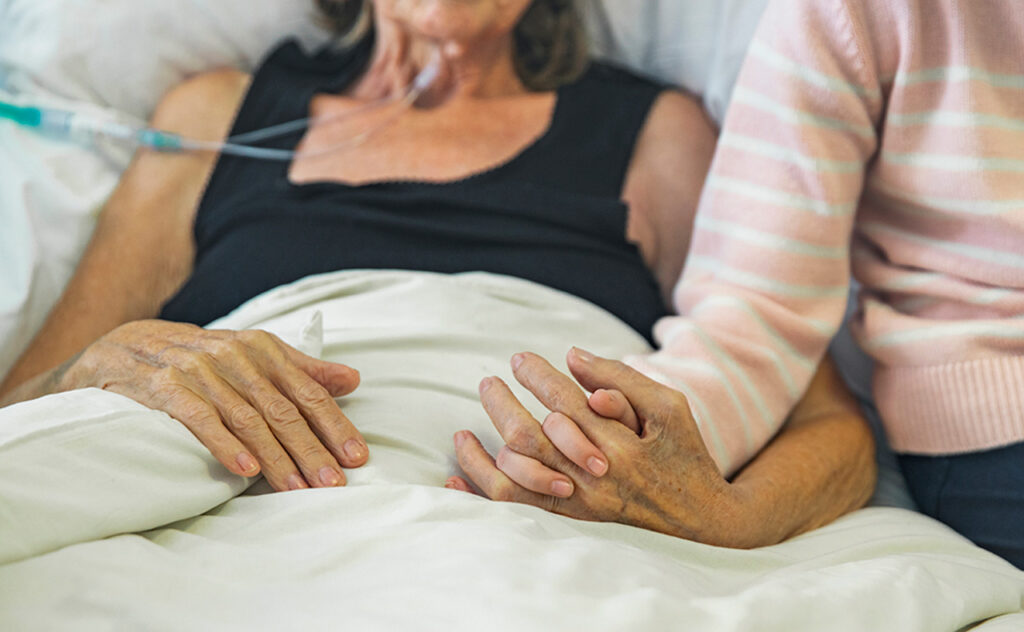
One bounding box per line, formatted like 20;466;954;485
630;0;1024;475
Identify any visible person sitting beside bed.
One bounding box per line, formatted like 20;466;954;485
459;0;1023;568
0;0;876;548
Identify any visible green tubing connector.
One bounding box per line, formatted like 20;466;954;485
137;129;184;151
0;100;42;128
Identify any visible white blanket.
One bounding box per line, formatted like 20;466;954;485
1;270;1022;631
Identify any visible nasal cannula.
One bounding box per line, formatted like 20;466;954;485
0;49;442;161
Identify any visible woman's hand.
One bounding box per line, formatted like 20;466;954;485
55;320;368;492
449;380;637;498
448;348;758;548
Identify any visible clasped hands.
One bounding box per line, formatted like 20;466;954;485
447;347;751;547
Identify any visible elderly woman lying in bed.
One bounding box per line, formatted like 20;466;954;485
0;0;875;548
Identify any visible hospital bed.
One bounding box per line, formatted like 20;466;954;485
1;1;1022;629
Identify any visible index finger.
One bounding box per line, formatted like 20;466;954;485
565;348;698;435
509;352;632;444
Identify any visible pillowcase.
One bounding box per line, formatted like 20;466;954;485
0;0;330;118
584;0;769;124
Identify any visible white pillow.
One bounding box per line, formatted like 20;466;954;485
585;0;769;124
0;0;330;118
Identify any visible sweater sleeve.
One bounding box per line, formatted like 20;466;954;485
628;0;888;476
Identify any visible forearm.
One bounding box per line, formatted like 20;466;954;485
0;252;171;401
721;360;876;548
0;351;83;408
726;408;876;547
0;157;201;400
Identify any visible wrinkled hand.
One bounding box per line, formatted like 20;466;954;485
448;348;753;547
58;319;368;491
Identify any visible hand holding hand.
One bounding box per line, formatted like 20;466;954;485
449;348;756;547
58;320;368;492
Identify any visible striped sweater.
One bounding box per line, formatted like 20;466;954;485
629;0;1024;475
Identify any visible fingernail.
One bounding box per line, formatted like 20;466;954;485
511;353;525;370
344;439;366;462
551;479;574;497
319;466;342;486
573;347;595;362
587;456;608;476
444;478;458;490
236;452;259;475
479;378;492;395
287;474;308;491
454;431;467;449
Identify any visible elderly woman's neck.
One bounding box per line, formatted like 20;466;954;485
354;18;527;104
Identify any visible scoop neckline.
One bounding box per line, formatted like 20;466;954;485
284;89;565;192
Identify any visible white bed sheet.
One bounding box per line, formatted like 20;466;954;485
1;271;1022;631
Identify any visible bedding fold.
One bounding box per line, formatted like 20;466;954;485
0;388;250;565
1;270;1021;631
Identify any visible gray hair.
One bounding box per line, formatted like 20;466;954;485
314;0;589;91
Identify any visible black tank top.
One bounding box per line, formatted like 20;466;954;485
160;39;669;341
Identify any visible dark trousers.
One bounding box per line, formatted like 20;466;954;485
900;441;1024;570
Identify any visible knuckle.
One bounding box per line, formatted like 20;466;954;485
505;423;538;455
293;378;329;404
492;480;517;502
209;337;245;360
268;412;306;433
156;389;214;425
239;329;275;349
264;397;298;422
544;389;569;412
670;391;691;416
184;403;219;425
178;350;215;373
179;403;219;428
154;386;188;408
235;329;260;343
533;378;567;406
225;406;262;433
294;442;328;463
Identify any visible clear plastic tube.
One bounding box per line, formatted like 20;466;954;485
0;48;443;161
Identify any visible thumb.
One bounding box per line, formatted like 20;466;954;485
566;348;696;438
588;389;641;434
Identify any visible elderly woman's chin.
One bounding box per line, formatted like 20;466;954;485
377;0;533;44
